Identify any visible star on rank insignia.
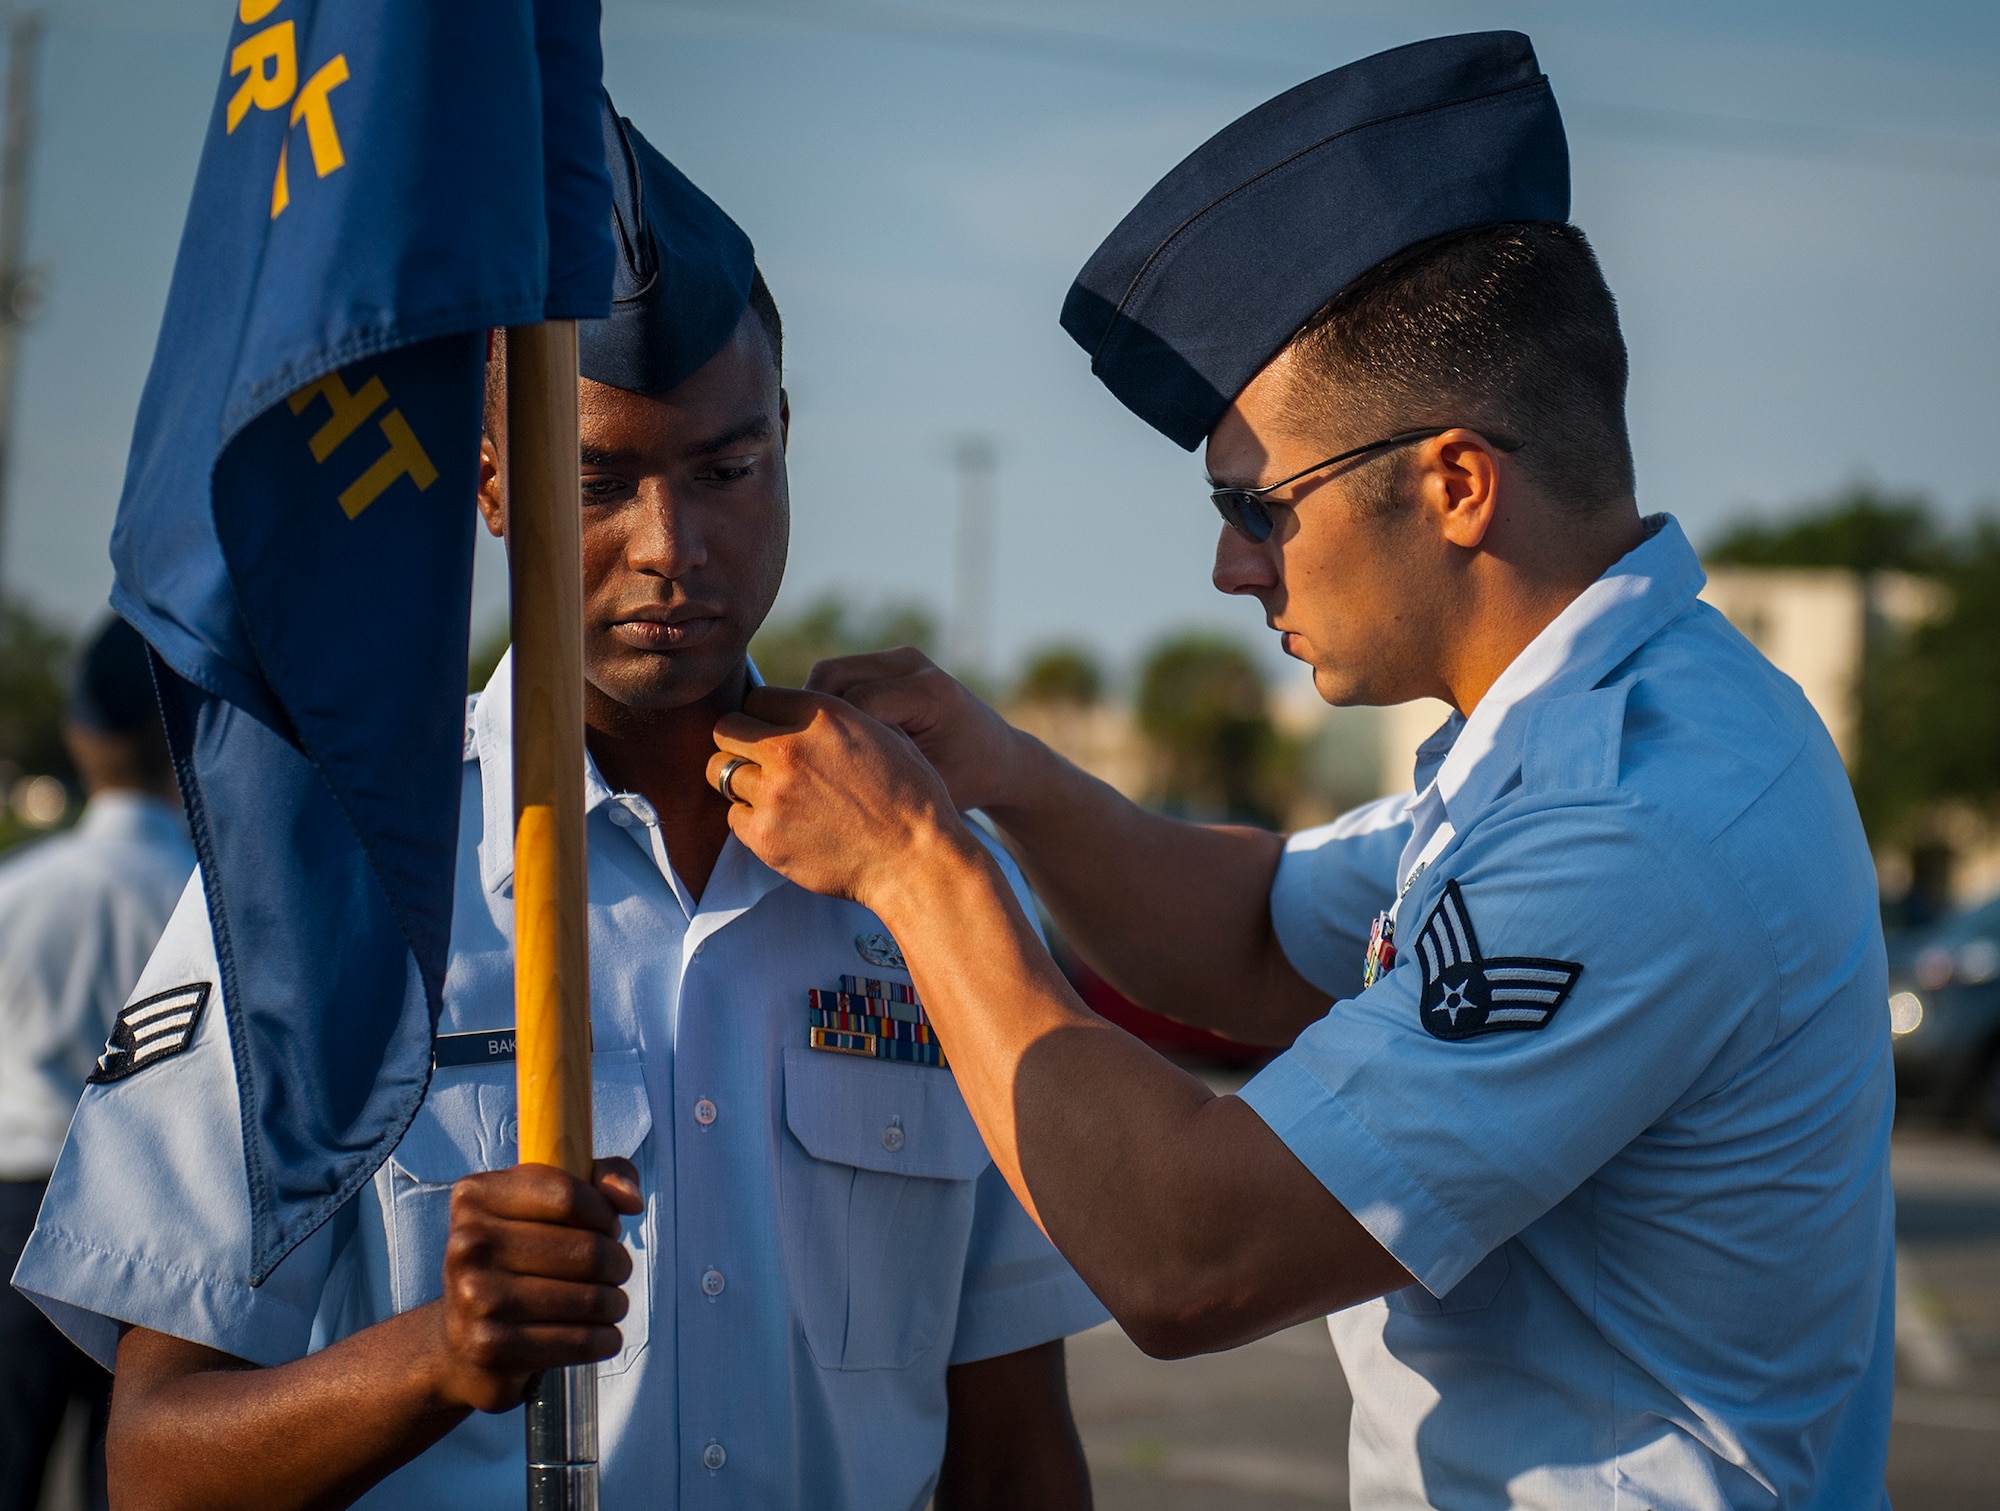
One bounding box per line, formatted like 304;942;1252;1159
1414;881;1580;1041
87;982;213;1083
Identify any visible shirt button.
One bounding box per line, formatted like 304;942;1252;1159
500;1116;519;1146
881;1118;905;1153
700;1268;725;1298
693;1098;717;1126
607;807;633;828
701;1441;727;1472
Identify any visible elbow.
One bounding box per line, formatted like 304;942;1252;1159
1100;1261;1251;1361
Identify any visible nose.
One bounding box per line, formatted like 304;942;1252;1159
626;481;706;580
1212;522;1278;598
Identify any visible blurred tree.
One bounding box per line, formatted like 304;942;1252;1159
1708;486;2000;912
1014;643;1103;707
1135;631;1289;826
749;595;937;689
1706;484;1943;573
0;599;75;853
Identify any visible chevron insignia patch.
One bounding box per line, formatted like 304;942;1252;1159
87;982;212;1084
1414;881;1580;1041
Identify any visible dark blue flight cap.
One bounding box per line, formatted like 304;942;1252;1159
1062;31;1570;450
579;94;756;395
68;616;161;737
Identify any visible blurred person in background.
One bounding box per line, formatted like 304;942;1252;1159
0;616;192;1511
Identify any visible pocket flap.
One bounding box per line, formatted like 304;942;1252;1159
782;1047;990;1180
391;1047;652;1183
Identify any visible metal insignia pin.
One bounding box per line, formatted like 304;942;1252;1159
854;931;906;970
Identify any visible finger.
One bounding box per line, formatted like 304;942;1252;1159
841;672;952;730
804;647;933;697
742;685;829;725
451;1270;632;1329
592;1157;643;1216
453;1317;627;1375
705;750;762;806
449;1215;634;1286
455;1165;623;1236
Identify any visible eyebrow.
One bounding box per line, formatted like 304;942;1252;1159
686;414;774;458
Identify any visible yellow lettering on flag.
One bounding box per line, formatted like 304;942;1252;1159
227;22;296;134
270;139;289;218
290;56;349;178
337;411;439;519
238;0;284;22
288;371;388;463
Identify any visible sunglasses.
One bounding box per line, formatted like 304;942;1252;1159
1209;427;1521;543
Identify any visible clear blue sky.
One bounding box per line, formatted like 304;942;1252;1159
6;0;1998;683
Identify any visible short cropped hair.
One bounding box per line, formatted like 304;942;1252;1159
1282;222;1635;512
484;266;783;436
746;266;783;374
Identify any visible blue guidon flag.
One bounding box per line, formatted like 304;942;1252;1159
108;0;612;1282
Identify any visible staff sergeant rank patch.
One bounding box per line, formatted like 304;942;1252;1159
88;982;212;1083
1415;882;1580;1041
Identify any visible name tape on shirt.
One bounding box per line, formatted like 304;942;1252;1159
88;982;212;1084
1415;880;1581;1041
432;1030;516;1068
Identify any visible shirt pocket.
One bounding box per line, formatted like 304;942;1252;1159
778;1047;992;1371
382;1046;654;1375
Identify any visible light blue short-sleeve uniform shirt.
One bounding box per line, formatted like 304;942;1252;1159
14;653;1105;1511
1244;517;1894;1509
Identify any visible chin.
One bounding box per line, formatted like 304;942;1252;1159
590;644;741;714
1310;664;1371;708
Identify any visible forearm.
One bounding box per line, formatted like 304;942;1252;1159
983;727;1328;1045
881;831;1407;1355
111;1307;470;1511
937;1341;1091;1511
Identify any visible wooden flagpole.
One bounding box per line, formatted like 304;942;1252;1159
504;319;598;1511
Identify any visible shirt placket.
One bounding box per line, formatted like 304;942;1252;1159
607;793;774;1505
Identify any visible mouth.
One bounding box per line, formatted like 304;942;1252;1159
606;607;725;653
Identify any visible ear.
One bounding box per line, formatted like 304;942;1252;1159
476;433;507;540
1420;430;1504;550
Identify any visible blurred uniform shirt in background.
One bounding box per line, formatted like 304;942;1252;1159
2;617;192;1511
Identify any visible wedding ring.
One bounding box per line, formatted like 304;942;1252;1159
716;756;753;805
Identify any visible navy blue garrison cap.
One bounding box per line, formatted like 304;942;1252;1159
1061;31;1569;450
578;94;757;395
68;616;161;737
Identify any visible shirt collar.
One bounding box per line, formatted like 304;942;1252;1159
471;648;777;922
1425;513;1705;829
75;788;188;846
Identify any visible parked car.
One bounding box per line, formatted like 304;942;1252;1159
1888;894;2000;1136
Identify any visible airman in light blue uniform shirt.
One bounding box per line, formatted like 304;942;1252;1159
1247;515;1894;1506
16;655;1106;1509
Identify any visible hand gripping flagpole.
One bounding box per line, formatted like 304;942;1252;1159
506;320;599;1511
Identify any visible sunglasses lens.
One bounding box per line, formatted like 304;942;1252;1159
1211;492;1273;543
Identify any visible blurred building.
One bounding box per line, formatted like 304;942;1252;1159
1698;567;1943;768
1003;699;1151;801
